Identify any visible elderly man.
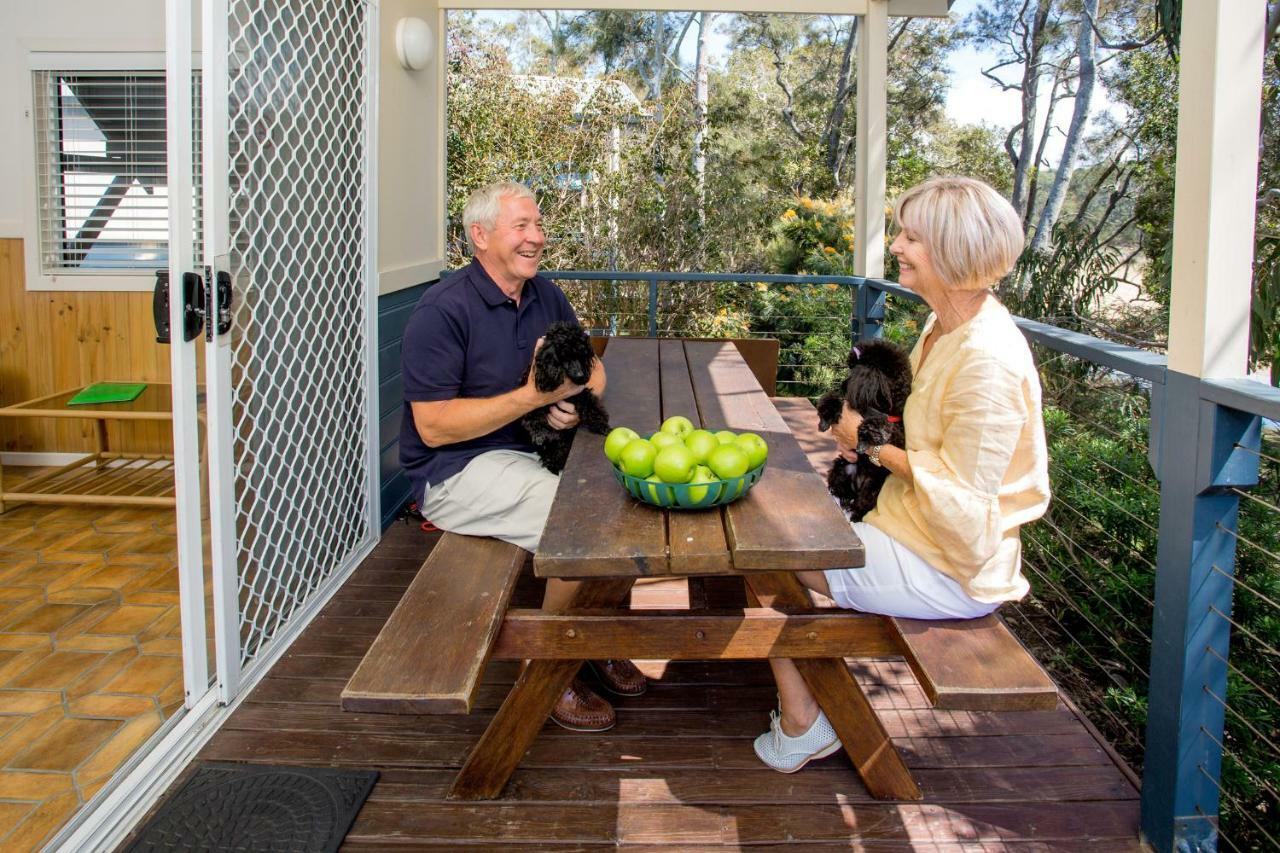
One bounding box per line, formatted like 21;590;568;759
399;181;645;731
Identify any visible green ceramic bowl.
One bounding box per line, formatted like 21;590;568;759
611;461;767;510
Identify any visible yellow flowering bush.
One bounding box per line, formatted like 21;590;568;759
765;195;857;276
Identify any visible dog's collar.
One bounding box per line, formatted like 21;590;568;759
886;415;901;423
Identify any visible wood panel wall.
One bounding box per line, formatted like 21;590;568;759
0;238;175;456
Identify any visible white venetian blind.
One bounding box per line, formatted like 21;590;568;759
32;70;202;273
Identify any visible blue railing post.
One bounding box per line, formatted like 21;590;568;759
853;281;886;341
1141;372;1261;852
647;276;658;337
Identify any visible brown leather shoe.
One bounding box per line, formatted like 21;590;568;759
587;659;648;696
550;678;615;732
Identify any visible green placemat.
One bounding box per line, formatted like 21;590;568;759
67;383;147;406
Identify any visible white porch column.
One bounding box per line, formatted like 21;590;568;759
1166;0;1265;378
853;0;888;278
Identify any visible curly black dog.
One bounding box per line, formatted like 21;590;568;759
520;321;611;474
816;339;913;521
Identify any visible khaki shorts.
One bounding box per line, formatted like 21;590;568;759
418;449;558;552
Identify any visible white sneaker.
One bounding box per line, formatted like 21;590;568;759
753;709;842;773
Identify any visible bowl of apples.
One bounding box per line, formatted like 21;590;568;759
603;416;769;509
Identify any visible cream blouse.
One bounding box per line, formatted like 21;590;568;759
862;297;1051;603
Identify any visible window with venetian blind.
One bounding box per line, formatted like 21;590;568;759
31;69;202;275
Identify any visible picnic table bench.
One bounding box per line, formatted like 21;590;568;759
342;336;1056;802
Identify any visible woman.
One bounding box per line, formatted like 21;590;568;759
754;176;1051;772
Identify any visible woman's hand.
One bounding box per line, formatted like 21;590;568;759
547;400;580;430
829;402;864;462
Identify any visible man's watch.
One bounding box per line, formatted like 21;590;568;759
866;444;884;467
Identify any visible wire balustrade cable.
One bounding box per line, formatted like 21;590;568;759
1203;683;1280;761
1051;497;1160;581
1048;462;1161;535
1215;523;1280;572
1231;441;1280;467
1020;560;1151;684
1207;597;1280;663
1209;559;1280;613
1032;513;1158;610
1198;727;1280;809
1194;771;1280;852
1204;645;1280;710
1229;486;1280;516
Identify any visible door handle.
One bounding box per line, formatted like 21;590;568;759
152;269;205;344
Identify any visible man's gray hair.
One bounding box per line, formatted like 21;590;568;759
462;181;537;253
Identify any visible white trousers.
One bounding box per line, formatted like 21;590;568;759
822;522;998;620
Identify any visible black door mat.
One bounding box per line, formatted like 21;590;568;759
125;762;378;853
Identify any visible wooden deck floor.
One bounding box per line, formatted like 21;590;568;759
186;522;1144;850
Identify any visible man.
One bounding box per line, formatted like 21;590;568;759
399;181;646;731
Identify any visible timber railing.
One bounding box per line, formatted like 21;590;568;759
544;269;1280;853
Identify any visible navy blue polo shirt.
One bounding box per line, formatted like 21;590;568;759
399;259;579;502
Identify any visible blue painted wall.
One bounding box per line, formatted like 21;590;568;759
377;280;434;530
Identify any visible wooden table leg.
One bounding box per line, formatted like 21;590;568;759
448;576;635;800
745;571;922;801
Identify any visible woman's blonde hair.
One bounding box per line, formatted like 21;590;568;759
892;176;1024;291
463;181;537;253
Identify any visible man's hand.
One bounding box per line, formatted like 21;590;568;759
547;400;580;430
522;337;586;408
829;401;864;462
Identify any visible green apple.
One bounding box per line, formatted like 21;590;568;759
604;427;639;463
684;429;719;465
714;429;738;445
643;473;669;503
660;415;695;437
707;443;750;480
618;438;657;478
649;431;682;450
653;444;697;484
734;432;769;470
682;465;722;506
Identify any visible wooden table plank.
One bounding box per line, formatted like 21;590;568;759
535;338;668;578
684;341;863;571
659;339;733;575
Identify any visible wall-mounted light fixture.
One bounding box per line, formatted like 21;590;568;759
395;17;433;71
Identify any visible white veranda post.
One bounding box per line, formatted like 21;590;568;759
202;0;381;700
854;0;888;278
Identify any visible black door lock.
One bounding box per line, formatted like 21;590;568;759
152;269;205;343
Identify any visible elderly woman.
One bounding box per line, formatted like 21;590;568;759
754;176;1052;773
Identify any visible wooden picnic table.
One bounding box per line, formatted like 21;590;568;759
447;337;923;802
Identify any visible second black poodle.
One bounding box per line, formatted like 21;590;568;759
816;338;913;521
520;321;611;473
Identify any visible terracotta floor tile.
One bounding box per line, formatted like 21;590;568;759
0;585;42;603
0;691;61;714
86;605;166;636
79;565;146;591
6;651;107;690
10;717;120;771
0;561;37;584
101;656;181;696
120;534;175;557
45;562;115;594
157;677;185;711
0;635;52;654
0;801;35;840
138;638;181;656
47;587;118;606
56;634;134;653
3;604;90;634
0;706;64;766
67;695;155;719
138;608;182;643
66;648;139;700
0;769;74;800
48;529;134;556
121;591;178;607
73;713;160;783
78;774;110;802
3;789;81;851
0;652;51;687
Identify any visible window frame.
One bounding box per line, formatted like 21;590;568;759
22;51;201;292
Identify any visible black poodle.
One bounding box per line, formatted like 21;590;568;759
520;321;611;474
816;339;913;521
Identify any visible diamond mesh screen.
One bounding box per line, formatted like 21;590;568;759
226;0;372;666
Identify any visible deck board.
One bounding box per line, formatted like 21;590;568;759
181;529;1143;849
